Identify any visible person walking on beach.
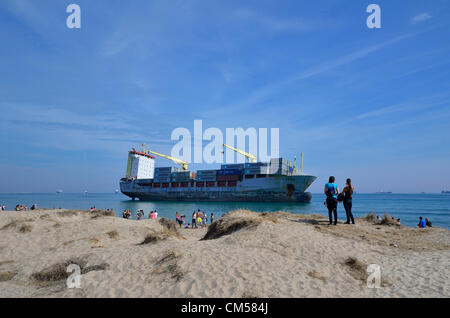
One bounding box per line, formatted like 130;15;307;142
324;176;339;225
176;212;183;228
197;214;203;228
342;178;355;224
202;212;208;228
154;210;158;219
192;211;197;229
210;213;214;224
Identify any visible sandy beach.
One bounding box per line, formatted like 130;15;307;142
0;209;449;298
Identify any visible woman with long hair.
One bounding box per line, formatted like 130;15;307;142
343;178;355;224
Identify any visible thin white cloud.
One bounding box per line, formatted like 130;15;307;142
0;0;62;39
411;13;432;24
204;31;421;117
234;8;315;33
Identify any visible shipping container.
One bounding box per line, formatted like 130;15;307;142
216;175;241;181
244;162;269;168
171;182;179;188
220;163;245;170
217;181;226;187
245;166;269;174
206;182;215;187
153;183;161;188
227;181;237;187
197;170;218;175
196;182;205;187
197;176;217;182
217;169;242;176
154;179;171;183
171;171;197;177
154;174;171;178
155;167;178;173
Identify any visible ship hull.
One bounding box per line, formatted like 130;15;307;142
120;174;317;203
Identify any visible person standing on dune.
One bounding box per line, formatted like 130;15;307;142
342;178;355;224
324;176;339;225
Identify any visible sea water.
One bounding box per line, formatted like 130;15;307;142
0;193;449;229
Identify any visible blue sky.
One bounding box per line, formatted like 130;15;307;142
0;0;449;193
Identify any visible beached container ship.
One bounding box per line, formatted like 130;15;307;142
120;146;317;202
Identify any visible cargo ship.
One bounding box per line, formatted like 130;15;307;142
120;144;317;202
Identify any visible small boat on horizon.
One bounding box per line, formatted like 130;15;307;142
376;190;392;194
442;190;450;194
56;189;63;194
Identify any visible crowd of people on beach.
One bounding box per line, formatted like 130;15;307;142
175;210;214;229
11;204;38;211
324;176;432;228
122;209;159;220
121;208;214;229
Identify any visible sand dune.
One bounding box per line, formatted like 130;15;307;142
0;209;448;298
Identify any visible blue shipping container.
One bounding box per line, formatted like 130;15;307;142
217;169;242;176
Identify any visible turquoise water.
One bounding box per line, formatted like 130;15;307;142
1;193;449;229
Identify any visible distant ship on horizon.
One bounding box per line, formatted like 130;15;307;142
56;189;63;194
376;190;392;194
442;190;450;194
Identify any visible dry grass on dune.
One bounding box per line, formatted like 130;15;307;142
362;212;377;222
361;212;396;226
55;209;115;219
152;250;184;282
343;257;368;282
308;270;327;282
31;257;109;283
18;224;33;233
90;210;116;219
380;214;397;226
158;217;180;233
1;219;34;233
0;271;17;282
56;210;80;217
106;230;119;239
31;258;87;282
202;209;277;240
1;220;20;230
343;257;390;287
140;218;184;245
